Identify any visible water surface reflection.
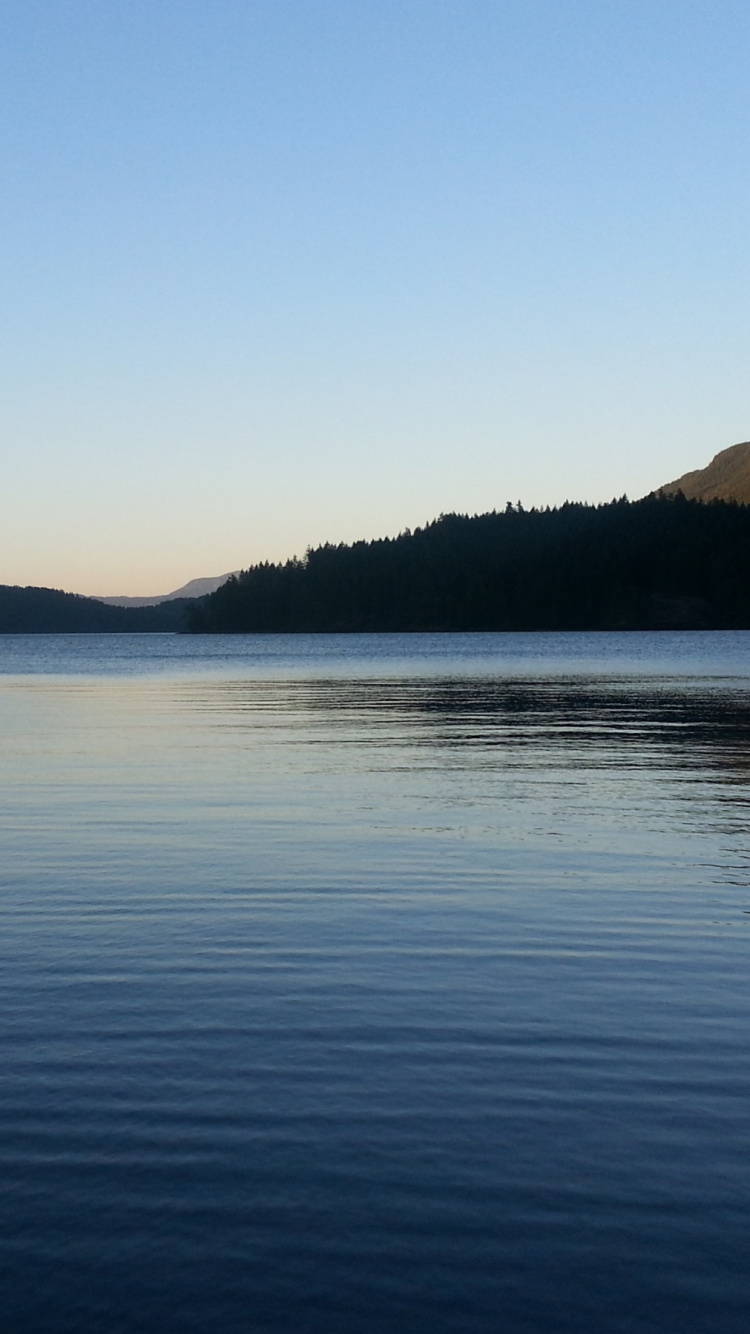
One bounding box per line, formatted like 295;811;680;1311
1;653;749;1333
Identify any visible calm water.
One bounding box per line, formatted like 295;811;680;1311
1;632;749;1333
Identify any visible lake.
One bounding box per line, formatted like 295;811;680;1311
1;632;749;1333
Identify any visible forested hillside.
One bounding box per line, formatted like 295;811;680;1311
188;495;750;633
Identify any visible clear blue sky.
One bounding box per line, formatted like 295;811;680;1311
2;0;749;594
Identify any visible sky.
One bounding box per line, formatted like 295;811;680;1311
1;1;749;596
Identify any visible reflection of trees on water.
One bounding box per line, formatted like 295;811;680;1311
181;674;750;895
187;674;750;782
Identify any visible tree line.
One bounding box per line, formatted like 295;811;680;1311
188;495;750;633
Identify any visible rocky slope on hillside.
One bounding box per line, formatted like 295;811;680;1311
659;441;750;503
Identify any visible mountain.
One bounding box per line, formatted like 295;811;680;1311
658;441;750;504
188;495;750;634
97;572;239;607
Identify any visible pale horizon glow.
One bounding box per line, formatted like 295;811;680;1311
2;1;749;596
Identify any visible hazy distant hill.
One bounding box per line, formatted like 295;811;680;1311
97;572;239;608
658;441;750;503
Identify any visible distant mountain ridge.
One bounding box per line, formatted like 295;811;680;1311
658;441;750;504
96;572;239;607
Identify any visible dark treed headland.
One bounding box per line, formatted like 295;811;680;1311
188;494;750;634
0;586;195;634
